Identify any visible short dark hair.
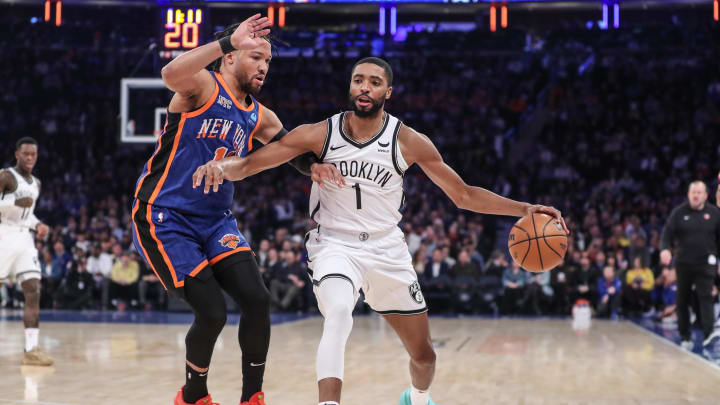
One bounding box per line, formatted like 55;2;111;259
16;137;37;150
211;22;275;72
351;57;393;86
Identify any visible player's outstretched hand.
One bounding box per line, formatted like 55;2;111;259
310;163;346;189
193;160;225;194
231;14;272;51
525;204;569;235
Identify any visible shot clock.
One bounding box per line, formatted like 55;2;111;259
159;7;207;58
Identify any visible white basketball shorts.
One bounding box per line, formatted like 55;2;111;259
305;226;427;315
0;225;41;283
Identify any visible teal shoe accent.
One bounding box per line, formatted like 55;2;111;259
398;388;438;405
399;389;412;405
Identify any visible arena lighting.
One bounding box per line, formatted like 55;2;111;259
490;5;496;32
600;3;608;30
715;0;718;21
613;3;619;28
379;6;386;35
501;5;507;28
56;0;61;26
278;6;285;27
44;0;50;22
390;7;397;35
267;4;274;25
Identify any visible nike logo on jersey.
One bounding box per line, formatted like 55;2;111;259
250;362;265;367
329;145;347;151
377;141;390;147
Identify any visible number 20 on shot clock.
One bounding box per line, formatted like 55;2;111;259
159;8;206;58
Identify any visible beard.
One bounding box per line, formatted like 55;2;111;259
349;92;384;118
239;73;262;96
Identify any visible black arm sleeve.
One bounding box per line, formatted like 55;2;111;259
270;128;318;176
659;207;678;252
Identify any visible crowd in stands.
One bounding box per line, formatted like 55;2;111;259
1;6;719;322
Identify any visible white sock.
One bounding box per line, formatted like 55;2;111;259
318;402;339;405
410;385;429;405
25;328;39;352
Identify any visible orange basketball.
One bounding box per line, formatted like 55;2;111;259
507;213;567;273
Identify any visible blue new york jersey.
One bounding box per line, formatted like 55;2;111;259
134;71;263;215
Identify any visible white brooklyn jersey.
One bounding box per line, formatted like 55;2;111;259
0;167;40;228
309;111;408;234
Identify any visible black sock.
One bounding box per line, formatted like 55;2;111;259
241;356;265;402
184;364;209;403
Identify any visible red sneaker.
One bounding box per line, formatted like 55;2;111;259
240;392;266;405
174;386;219;405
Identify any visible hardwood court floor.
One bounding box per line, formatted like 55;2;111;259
1;316;719;405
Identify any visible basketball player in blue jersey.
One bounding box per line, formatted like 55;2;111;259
132;15;337;405
194;57;569;405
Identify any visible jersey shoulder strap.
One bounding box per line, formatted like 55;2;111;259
318;112;342;161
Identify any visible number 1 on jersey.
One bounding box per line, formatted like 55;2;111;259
353;183;362;209
213;147;228;161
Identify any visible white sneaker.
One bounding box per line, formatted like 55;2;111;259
680;340;694;351
703;330;720;347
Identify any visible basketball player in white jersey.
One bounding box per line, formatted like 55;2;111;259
0;137;53;366
193;57;569;405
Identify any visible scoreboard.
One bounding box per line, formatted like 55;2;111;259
159;7;207;59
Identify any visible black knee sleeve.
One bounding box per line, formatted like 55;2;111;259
184;276;228;367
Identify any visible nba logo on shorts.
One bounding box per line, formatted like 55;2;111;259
408;281;424;304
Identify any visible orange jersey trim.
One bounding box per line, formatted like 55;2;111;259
186;82;219;118
246;103;263;152
214;72;255;112
189;260;209;278
131;202;168;290
134;116;169;197
146;204;182;288
209;246;252;265
147;117;186;205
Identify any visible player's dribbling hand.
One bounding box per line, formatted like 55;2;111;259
193;160;225;194
310;163;346;188
231;14;273;51
35;223;49;239
525;204;569;234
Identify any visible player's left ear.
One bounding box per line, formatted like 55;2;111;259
385;86;393;100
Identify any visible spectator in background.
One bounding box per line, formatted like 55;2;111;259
87;243;112;309
269;249;306;311
622;257;654;317
551;258;575;315
655;266;678;322
569;255;598;307
42;241;73;308
484;250;508;278
625;257;655;291
137;254;165;310
109;251;139;310
450;250;479;313
413;244;429;275
422;249;452;310
525;270;553;315
502;260;527;315
58;255;94;309
596;265;621;319
256;239;271;267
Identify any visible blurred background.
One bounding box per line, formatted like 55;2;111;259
0;0;717;328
